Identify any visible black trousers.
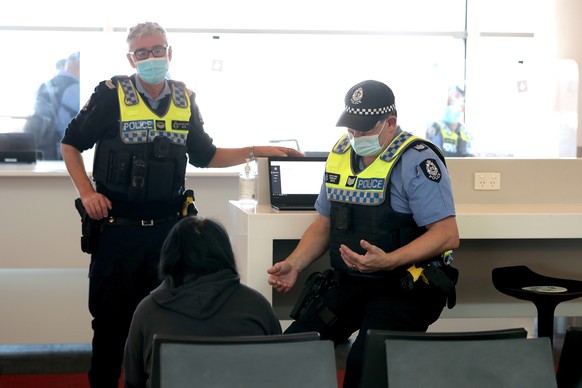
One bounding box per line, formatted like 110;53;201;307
87;221;176;388
285;272;446;388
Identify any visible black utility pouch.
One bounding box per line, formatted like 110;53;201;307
128;156;147;202
290;269;335;320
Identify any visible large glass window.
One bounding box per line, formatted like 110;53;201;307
0;0;576;158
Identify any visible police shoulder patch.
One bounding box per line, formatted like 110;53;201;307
420;158;442;182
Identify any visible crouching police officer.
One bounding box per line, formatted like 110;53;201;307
268;80;460;388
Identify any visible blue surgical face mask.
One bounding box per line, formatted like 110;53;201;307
444;105;461;124
136;57;169;84
348;121;386;156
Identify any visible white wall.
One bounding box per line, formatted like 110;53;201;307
2;158;582;344
555;0;582;155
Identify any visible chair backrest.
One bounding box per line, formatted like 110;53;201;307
151;332;337;388
385;336;557;388
359;328;528;388
556;326;582;388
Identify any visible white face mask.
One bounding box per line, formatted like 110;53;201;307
348;121;386;156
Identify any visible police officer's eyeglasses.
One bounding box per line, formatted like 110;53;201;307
130;46;168;61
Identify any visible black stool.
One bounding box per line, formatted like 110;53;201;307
492;265;582;344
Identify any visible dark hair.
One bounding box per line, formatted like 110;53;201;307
159;216;238;286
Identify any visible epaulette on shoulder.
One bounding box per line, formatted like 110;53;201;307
169;80;194;97
407;138;446;165
169;79;185;88
105;75;130;89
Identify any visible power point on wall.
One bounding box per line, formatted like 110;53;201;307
474;172;501;190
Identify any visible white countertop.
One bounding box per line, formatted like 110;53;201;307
0;160;243;177
233;202;582;239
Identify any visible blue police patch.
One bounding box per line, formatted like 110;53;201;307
420;159;441;182
356;178;385;190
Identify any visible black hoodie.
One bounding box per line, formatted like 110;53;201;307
124;269;282;388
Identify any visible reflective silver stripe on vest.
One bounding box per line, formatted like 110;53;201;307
326;188;385;204
120;78;139;106
380;132;413;162
148;130;187;145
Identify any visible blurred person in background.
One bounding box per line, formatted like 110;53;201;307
24;52;80;160
426;85;473;157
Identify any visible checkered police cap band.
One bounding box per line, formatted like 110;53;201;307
345;103;396;116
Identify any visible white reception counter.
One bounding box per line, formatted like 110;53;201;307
2;158;582;343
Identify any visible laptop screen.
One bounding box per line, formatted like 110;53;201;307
268;156;327;211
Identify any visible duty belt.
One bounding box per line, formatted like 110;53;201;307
105;213;179;227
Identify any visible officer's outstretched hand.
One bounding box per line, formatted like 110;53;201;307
339;240;391;273
267;261;299;293
254;146;304;158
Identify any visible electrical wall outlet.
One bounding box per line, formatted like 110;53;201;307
474;172;501;190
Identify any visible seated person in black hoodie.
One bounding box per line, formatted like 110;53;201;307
123;216;282;388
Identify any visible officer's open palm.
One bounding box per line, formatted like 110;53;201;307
267;261;298;293
339;240;389;273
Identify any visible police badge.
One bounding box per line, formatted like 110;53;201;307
350;87;364;105
420;158;442;182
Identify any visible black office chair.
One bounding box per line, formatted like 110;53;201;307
556;326;582;388
359;328;528;388
492;266;582;344
384;335;557;388
150;332;337;388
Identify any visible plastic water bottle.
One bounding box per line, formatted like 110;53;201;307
239;159;257;205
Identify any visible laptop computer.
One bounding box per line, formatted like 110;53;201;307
268;156;327;211
0;132;37;163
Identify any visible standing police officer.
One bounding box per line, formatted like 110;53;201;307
426;85;473;157
61;22;301;388
268;80;460;388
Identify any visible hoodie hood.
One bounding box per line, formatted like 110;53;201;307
151;269;240;320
